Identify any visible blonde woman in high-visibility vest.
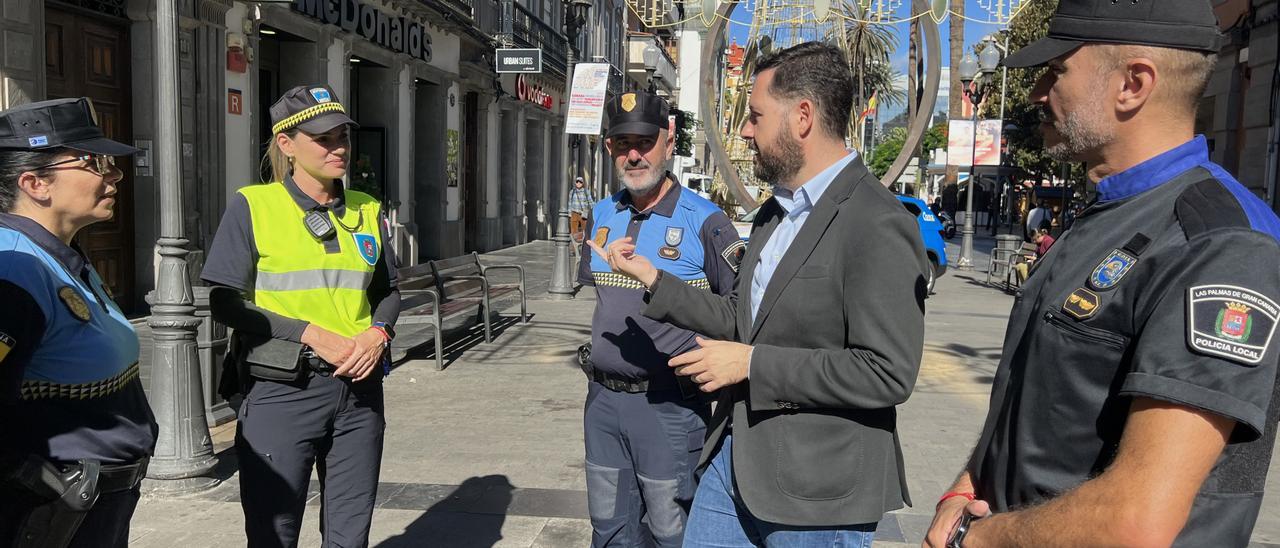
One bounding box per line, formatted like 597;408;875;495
202;84;400;547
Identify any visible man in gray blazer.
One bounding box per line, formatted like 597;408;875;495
589;42;928;546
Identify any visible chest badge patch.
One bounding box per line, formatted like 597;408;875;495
58;286;91;322
1089;249;1138;290
594;227;611;248
1188;285;1280;365
1062;288;1101;320
665;226;684;247
353;233;378;266
0;332;14;364
658;246;681;260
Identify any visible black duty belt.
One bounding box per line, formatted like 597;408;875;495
592;370;651;393
86;457;149;494
300;349;337;376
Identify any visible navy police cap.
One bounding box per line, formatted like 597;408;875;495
270;84;358;135
0;97;139;155
605;91;670;138
1004;0;1223;68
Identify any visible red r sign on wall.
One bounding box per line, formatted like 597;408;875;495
228;89;243;115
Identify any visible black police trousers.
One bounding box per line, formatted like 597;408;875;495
0;487;139;548
236;372;385;548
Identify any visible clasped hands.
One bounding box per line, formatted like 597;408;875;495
301;323;387;381
587;237;751;392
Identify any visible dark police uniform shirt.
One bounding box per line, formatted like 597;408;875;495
0;214;157;464
971;136;1280;546
577;177;743;387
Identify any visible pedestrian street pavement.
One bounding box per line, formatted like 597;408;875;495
128;240;1280;547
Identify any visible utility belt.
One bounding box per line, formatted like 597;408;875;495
577;343;699;399
1;455;148;547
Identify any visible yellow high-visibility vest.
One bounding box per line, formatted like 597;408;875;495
239;181;382;337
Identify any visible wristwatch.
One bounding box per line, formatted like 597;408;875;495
372;321;396;341
947;513;974;548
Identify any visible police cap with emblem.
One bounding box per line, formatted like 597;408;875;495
1003;0;1223;68
0;97;139;155
605;91;669;138
270;84;358;136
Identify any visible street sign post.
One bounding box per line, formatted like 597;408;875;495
495;48;542;73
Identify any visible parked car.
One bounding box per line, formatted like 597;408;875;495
733;195;948;295
896;195;948;294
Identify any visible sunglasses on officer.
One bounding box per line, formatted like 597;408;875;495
32;153;118;177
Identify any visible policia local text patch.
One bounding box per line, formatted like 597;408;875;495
1188;285;1280;365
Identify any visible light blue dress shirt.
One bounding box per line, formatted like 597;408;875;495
750;151;858;324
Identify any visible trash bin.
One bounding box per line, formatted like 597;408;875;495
988;234;1025;285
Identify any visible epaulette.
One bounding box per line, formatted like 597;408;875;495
1175;175;1250;240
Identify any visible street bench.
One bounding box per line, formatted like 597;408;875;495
396;253;527;370
987;241;1039;291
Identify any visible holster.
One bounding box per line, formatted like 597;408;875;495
2;456;101;548
576;343;593;380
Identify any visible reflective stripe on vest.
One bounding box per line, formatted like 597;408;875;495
239;182;381;338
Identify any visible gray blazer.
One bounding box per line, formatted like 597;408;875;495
643;157;927;526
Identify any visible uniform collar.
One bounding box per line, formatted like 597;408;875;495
283;172;347;215
1096;135;1209;203
616;173;681;217
0;212;88;276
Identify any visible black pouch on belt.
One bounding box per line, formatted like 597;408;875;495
233;330;305;382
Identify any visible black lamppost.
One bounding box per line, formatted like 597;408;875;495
548;0;593;298
955;42;1002;269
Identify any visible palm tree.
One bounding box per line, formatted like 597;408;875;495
833;0;899;148
947;0;964;188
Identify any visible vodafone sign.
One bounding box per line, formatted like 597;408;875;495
516;75;553;110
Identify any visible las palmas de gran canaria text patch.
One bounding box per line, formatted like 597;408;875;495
1188;285;1280;365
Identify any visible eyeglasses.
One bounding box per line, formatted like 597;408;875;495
33;154;118;177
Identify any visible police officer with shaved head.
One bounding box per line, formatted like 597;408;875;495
924;1;1280;546
575;91;742;547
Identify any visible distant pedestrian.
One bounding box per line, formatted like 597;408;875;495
569;176;594;242
0;98;155;547
1025;200;1049;240
1010;228;1054;285
203;84;400;547
924;1;1280;546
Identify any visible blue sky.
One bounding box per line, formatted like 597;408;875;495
722;0;1024;123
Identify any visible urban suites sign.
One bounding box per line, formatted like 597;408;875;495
516;74;553;110
292;0;433;62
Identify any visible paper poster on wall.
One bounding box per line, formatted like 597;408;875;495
566;63;611;135
446;129;460;187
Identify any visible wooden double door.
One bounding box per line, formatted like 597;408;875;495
44;5;135;310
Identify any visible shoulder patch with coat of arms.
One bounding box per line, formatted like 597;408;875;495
721;239;747;274
1187;284;1280;366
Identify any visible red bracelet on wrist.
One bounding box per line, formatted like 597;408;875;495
370;325;390;341
937;491;976;509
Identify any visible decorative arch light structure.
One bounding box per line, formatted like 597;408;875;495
699;0;944;207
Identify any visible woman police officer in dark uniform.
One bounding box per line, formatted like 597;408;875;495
0;98;155;547
202;84;400;547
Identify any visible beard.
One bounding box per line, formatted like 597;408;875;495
1043;100;1116;162
618;159;666;196
752;125;804;185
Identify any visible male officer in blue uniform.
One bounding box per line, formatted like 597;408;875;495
0;99;155;547
576;91;743;547
925;1;1280;546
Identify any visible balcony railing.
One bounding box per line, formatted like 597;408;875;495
467;0;570;77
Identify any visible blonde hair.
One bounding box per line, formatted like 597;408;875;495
261;128;300;183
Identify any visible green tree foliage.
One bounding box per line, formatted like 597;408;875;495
981;0;1083;182
868;122;947;178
